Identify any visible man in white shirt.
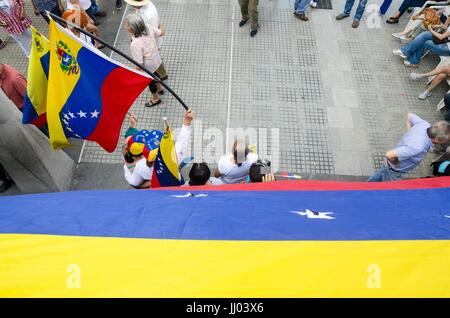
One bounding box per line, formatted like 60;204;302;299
124;0;168;80
123;109;195;188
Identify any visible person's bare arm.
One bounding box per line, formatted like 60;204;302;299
428;25;450;40
386;150;399;165
57;0;64;12
214;168;221;178
407;112;413;130
31;0;40;15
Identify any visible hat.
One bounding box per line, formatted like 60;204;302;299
127;129;162;157
123;0;150;7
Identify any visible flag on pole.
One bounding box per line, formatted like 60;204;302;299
22;26;49;127
150;124;183;188
46;19;152;152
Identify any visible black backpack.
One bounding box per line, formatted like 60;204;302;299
431;161;450;176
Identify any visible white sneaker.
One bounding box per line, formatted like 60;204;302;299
392;33;405;39
404;60;417;67
393;49;407;59
418;90;431;100
409;72;422;81
310;1;317;8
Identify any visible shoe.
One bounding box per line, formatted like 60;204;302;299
94;20;100;26
145;99;162;107
116;0;122;10
310;1;317;8
336;13;350;20
409;72;423;81
159;75;168;81
392;32;406;40
95;10;107;17
404;60;418;67
418;90;431;100
400;36;413;44
393;49;407;59
0;40;6;49
351;19;360;28
250;29;258;37
157;90;164;95
386;17;399;24
294;11;309;21
239;19;249;27
0;179;12;193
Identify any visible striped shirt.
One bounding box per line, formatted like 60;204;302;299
0;0;31;35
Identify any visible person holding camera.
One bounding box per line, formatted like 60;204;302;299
393;17;450;67
248;160;275;183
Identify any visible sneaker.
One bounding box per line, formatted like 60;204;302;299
294;11;309;21
336;13;350;20
250;29;258;37
239;19;249;27
393;49;407;59
392;32;406;40
404;60;418;67
310;1;317;8
351;19;360;28
116;0;122;10
418;90;431;100
94;10;107;17
409;72;422;81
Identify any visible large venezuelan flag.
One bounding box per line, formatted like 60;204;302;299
47;20;152;152
0;178;449;297
22;26;49;127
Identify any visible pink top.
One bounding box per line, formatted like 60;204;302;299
0;0;31;36
129;25;162;74
0;64;27;109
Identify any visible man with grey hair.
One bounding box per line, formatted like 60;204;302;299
368;113;450;182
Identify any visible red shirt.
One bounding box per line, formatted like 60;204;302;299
0;64;27;109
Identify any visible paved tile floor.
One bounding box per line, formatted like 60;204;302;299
1;0;448;189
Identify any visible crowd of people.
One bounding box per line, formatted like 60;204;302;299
1;0;450;192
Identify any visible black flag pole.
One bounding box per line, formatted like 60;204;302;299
46;11;189;111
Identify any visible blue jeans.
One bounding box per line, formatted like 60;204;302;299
344;0;368;20
294;0;310;14
368;165;405;182
401;31;450;65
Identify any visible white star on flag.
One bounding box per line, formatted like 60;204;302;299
91;110;99;118
68;112;75;119
77;110;87;118
290;209;335;220
64;113;69;120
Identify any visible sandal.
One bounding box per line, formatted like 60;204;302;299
145;99;161;107
386;17;399;24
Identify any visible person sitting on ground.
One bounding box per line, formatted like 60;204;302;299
62;9;105;48
67;0;105;25
248;160;275;183
409;64;450;100
0;63;26;111
386;0;438;24
123;109;195;189
368;113;450;182
125;13;164;108
392;7;449;42
393;20;450;67
185;162;223;186
214;139;258;184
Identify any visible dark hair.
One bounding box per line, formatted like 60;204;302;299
232;140;249;167
188;162;211;186
249;160;271;183
124;151;135;163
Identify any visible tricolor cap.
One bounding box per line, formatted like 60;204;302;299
128;129;163;157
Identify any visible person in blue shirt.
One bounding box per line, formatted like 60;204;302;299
368;113;450;182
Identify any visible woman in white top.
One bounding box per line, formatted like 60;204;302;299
214;140;258;184
125;13;164;108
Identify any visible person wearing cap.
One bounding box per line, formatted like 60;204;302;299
124;0;168;81
123;109;195;189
